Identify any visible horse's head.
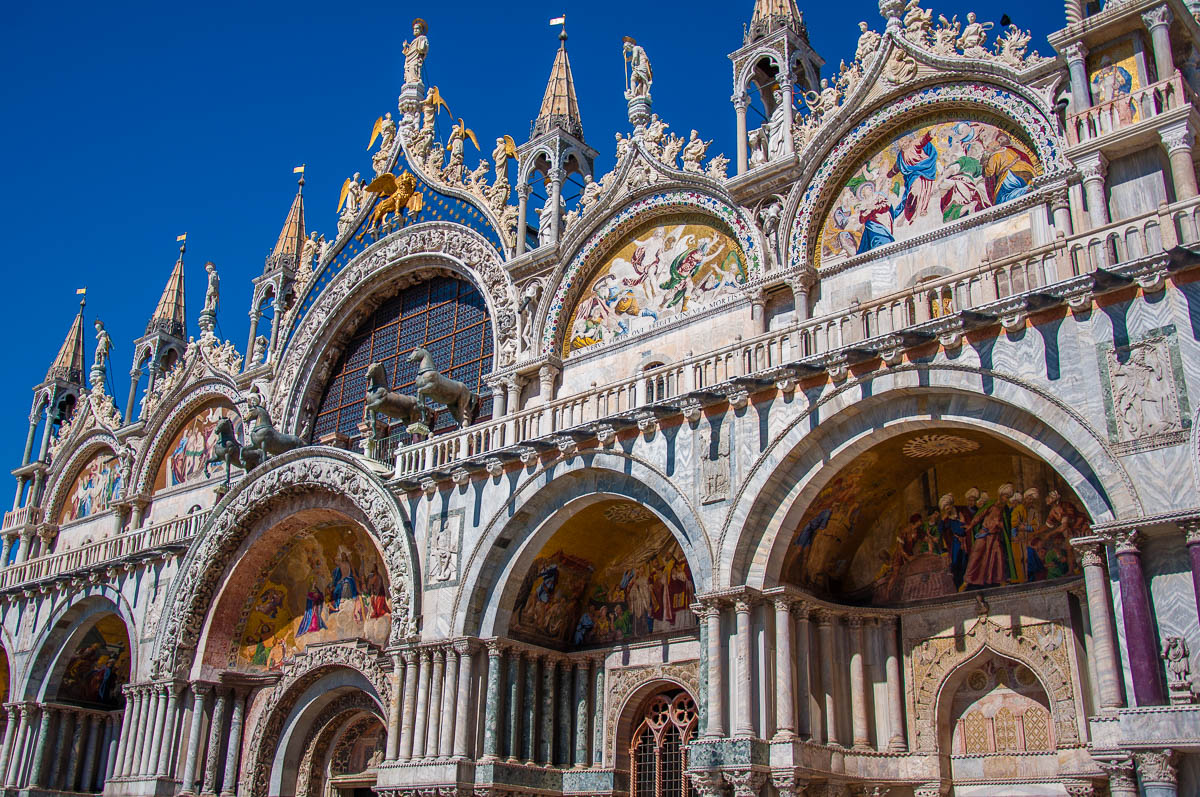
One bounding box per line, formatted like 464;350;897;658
367;362;385;386
407;348;427;363
214;418;235;438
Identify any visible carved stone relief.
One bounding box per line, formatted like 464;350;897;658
426;508;464;589
699;418;731;505
1098;327;1191;455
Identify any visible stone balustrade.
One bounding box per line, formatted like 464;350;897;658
0;506;40;533
1066;70;1192;146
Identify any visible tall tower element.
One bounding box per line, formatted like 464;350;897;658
127;243;190;423
515;27;597;255
729;0;823;174
248;175;307;369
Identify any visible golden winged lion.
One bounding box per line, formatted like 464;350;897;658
366;170;424;230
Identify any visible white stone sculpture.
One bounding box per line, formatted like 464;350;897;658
681;130;708;172
767;89;789;158
402;19;429;85
957;12;992;55
623;37;653;100
203;261;219;314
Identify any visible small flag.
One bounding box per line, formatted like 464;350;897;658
176;233;187;242
549;15;565;25
75;288;87;295
293;164;306;174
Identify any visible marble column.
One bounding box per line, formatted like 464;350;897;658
440;646;460;759
49;708;69;790
539;656;556;765
515;184;530;256
158;683;182;777
104;713;120;785
139;684;163;776
0;705;16;789
1100;757;1140;797
179;683;210;795
504;649;521;761
1064;0;1083;25
1078;152;1110;229
6;705;30;788
882;618;906;751
220;689;246;797
793;603;812;740
1183;521;1200;636
557;660;572;766
779;80;795;155
1063;42;1091;110
68;710;87;791
113;689;136;778
29;704;51;788
452;642;474;759
848;616;870;750
148;684;169;776
702;605;725;737
480;643;503;762
202;689;229;796
1113;531;1165;705
591;660;605;767
548;167;564;245
1051;190;1074;238
1142;6;1175;82
386;654;404;761
1136;748;1178;797
1161;121;1199;201
773;598;795;740
734;599;754;737
426;648;446;759
413;648;433;760
399;650;419;761
734;93;749;175
81;712;102;792
523;654;539;763
1077;542;1125;709
573;661;590;767
817;612;840;746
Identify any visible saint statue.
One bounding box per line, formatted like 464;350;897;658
93;320;112;368
203;261;220;315
402;19;429;85
623;37;653;100
767;89;789;159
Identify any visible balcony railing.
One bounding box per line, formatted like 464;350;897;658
0;510;210;591
1;505;41;532
1066;71;1191;147
379;195;1200;476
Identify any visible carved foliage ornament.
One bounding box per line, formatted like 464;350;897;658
151;450;418;679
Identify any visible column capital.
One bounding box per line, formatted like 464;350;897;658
1134;748;1177;785
881;614;899;632
1076;151;1108;182
401;648;419;666
772;596;793;613
1062;41;1088;64
1141;4;1173;31
846;614;866;629
731;92;750;110
432;647;446;663
1160;119;1196;154
790;600;810;620
1074;540;1107;568
483;639;506;657
1096;757;1136;790
1181;519;1200;545
733;597;755;614
813;608;837;626
452;638;477;656
1113;528;1141;555
516;182;532;200
547;167;566;183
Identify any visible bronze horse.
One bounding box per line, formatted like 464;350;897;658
364;362;430;428
207;418;264;484
245;404;305;457
408;347;478;428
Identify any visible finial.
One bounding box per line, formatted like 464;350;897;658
294;164;306;191
176;231;187;258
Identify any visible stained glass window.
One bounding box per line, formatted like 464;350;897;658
312;276;493;447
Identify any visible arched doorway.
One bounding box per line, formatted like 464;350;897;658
629;688;698;797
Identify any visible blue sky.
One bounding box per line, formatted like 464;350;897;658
0;0;1056;469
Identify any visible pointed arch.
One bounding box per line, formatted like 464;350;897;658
44;432;124;528
132;380;244;497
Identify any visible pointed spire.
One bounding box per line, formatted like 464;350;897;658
532;28;584;140
268;174;306;270
147;243;187;338
46;298;87;385
745;0;806;43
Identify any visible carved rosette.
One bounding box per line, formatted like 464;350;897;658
151;449;419;679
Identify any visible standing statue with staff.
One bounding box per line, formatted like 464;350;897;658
623;37;653;100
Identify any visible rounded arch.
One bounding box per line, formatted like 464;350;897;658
785;79;1070;272
24;590;136;704
274;221;517;438
132;380;243;496
239;645;389;797
45;433;124;527
734;47;787;97
721;366;1141;590
452;452;714;638
539;189;765;357
608;674;699;772
151;449;419;679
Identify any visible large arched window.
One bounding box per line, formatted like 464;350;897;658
630;690;697;797
312;275;493;445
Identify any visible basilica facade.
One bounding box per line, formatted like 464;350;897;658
7;0;1200;794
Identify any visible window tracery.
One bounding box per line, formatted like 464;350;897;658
630;690;697;797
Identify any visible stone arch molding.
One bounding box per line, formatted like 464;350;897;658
912;616;1079;754
274;220;518;436
131;380;243;497
241;642;391;797
150;448;419;679
44;431;127;528
539;189;765;357
605;662;700;769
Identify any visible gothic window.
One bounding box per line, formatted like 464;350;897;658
630;691;698;797
312;276;493;446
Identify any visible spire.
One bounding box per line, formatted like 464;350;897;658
147;243;187;338
46;298;86;385
268;175;306;270
532;29;583;140
746;0;807;43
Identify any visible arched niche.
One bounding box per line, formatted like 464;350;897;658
507;498;697;649
56;445;123;525
626;687;698;796
782;428;1089;604
49;612;132;709
152;398;241;492
224;521;393;673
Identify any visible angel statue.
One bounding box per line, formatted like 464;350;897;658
402;18;429;85
623;37;653;100
93;319;112;368
855;21;882;63
203;261;220;314
493;135;517;185
299;231;320;276
579;173;604;213
338;172;366;217
366;170;425;230
369;112;396;153
445;118;479;181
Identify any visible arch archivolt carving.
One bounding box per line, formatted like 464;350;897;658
151;449;419;679
241;642;390;797
24;588;137;700
605;661;699;768
721;363;1142;589
539;189;765;357
44;431;126;528
911;617;1079;754
783;79;1070;272
131;380;243;496
273;221;516;437
295;693;381;797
